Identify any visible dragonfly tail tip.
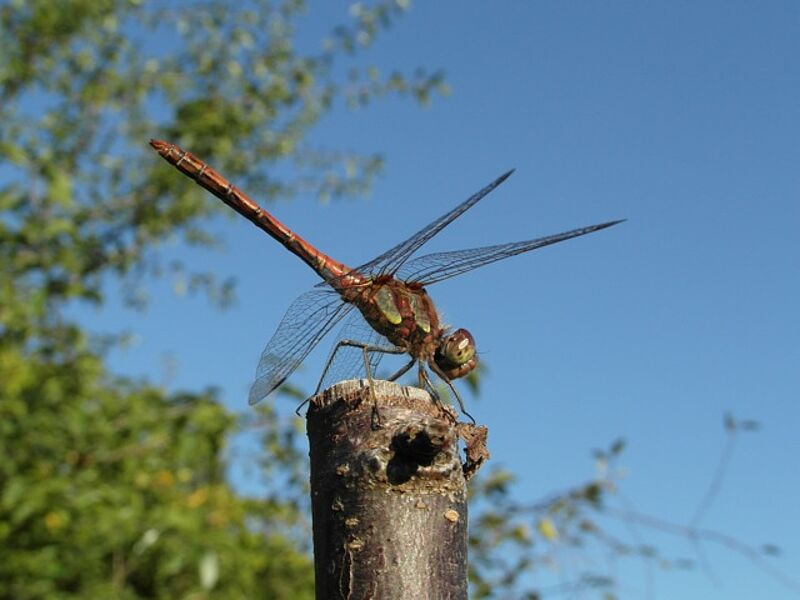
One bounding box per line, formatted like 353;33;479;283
149;139;168;152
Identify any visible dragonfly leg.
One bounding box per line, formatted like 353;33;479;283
295;397;310;417
418;366;453;422
428;361;476;425
312;339;405;428
314;339;404;394
387;359;416;382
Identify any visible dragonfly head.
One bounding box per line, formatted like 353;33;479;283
434;328;477;380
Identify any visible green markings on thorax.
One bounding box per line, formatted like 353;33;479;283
375;286;402;324
375;285;432;333
409;294;431;333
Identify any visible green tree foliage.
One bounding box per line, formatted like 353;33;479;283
0;1;445;597
0;346;314;599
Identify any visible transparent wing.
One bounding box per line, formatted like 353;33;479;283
351;170;515;278
398;220;625;285
248;288;353;405
317;310;396;391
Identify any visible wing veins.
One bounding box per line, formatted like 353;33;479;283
402;220;625;285
249;290;353;404
354;170;515;277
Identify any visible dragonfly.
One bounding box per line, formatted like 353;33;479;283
150;139;623;422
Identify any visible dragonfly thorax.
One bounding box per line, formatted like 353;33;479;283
351;279;445;360
358;280;478;380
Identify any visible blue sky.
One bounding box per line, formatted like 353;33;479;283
86;2;799;597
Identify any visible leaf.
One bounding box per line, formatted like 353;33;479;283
48;170;73;206
199;551;219;590
537;518;559;541
0;141;27;165
610;437;626;456
133;528;161;555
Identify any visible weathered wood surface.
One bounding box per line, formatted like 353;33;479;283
307;380;488;600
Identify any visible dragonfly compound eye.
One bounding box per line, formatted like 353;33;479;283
434;328;478;379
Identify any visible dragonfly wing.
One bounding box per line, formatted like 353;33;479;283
398;220;625;285
318;310;395;392
249;288;353;405
353;170;515;278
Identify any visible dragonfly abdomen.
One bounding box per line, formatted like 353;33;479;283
150;139;357;285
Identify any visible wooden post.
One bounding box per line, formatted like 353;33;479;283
306;380;488;600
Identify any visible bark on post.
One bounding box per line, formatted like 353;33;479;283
307;379;488;600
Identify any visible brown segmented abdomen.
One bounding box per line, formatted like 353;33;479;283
150;139;364;287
